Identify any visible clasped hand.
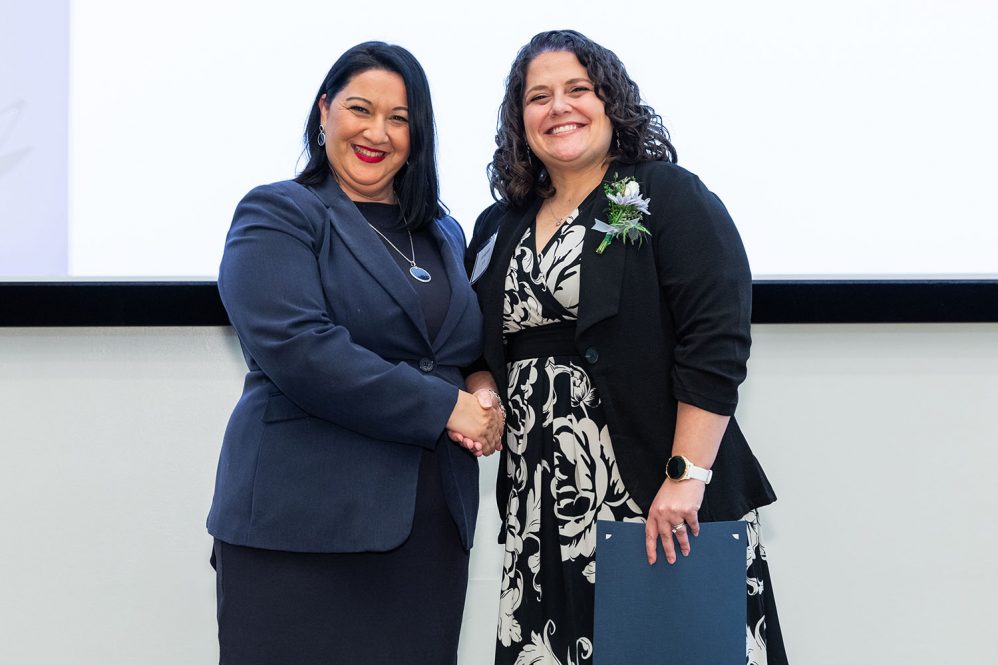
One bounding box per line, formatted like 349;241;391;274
445;389;504;457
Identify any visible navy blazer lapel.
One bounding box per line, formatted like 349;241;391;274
309;177;430;343
576;162;634;338
427;218;470;351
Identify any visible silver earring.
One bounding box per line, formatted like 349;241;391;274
317;126;326;147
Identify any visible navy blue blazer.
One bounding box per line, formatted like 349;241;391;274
207;176;483;553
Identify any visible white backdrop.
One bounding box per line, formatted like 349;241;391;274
7;0;996;278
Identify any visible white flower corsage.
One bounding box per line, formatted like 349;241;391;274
593;176;651;254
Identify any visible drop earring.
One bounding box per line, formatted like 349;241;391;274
318;126;326;147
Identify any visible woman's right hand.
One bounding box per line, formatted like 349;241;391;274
446;390;503;456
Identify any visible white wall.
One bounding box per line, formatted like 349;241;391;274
1;323;996;664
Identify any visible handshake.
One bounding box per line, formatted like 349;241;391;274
445;388;505;457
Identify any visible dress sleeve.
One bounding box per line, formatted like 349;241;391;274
651;169;752;416
218;183;458;447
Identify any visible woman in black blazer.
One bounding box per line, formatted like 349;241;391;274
462;31;788;664
206;42;502;664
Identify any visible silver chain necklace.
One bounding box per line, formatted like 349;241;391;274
367;219;432;283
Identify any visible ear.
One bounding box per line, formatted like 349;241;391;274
318;94;330;128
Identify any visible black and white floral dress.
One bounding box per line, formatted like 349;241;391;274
494;211;779;665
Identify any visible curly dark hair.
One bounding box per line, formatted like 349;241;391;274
488;30;677;207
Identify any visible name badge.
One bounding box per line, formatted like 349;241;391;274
470;231;498;284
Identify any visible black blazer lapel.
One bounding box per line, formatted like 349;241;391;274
487;199;543;293
476;199;542;388
309;177;430;344
576;162;634;338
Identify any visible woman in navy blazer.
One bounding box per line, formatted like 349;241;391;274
206;42;502;664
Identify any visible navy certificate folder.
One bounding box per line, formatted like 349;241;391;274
594;520;746;664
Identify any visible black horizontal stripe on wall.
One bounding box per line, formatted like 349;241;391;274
1;280;996;326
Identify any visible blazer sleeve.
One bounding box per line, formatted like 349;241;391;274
650;167;752;416
218;183;458;447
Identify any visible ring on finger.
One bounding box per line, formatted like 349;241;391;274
671;522;686;534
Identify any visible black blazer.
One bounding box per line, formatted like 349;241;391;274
207;176;483;553
466;161;776;526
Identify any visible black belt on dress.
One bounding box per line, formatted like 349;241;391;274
505;321;579;361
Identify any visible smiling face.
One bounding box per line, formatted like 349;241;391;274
521;50;613;176
319;68;410;203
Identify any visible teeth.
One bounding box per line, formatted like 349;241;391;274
550;124;580;135
355;146;385;157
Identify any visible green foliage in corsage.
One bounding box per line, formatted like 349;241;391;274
595;175;651;254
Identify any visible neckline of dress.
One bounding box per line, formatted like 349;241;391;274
533;175;608;257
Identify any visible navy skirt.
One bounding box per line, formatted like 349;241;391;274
212;448;470;664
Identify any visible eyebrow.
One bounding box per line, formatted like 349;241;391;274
523;77;593;97
344;96;408;111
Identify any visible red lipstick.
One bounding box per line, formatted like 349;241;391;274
354;145;387;163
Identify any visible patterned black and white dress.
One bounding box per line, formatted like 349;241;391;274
494;211;778;665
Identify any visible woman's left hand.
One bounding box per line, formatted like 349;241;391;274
644;478;706;565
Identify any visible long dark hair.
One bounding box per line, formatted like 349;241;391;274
296;42;445;229
488;30;677;207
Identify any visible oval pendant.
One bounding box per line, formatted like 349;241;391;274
409;265;432;283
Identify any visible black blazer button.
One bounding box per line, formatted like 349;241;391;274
418;358;436;373
584;347;599;364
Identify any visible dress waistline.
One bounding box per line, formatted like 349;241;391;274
505;321;579;361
